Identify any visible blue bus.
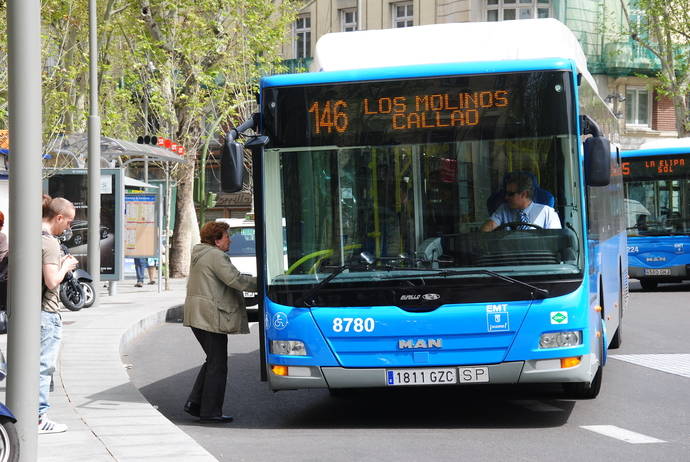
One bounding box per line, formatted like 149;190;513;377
623;141;690;290
222;19;626;399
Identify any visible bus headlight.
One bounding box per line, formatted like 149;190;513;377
270;340;307;356
539;331;582;348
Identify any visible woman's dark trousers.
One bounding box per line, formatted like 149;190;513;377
188;327;228;418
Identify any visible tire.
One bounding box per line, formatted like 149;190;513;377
0;416;20;462
563;336;603;399
59;277;85;311
563;365;602;399
609;317;623;349
609;271;623;350
71;233;83;246
80;281;96;308
639;279;658;291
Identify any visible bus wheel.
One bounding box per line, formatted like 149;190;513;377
563;366;602;399
563;337;603;399
639;279;658;291
609;276;623;349
609;317;622;349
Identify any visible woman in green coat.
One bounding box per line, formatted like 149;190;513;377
183;221;257;423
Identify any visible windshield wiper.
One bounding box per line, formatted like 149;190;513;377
296;252;375;307
384;267;549;298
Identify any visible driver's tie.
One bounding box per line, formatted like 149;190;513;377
518;210;530;230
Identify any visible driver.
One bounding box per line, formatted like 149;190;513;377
481;172;561;232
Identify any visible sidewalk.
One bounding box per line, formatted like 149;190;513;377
1;278;217;462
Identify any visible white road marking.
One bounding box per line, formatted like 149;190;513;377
580;425;666;444
610;354;690;378
510;400;563;412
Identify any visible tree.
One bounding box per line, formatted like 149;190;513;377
620;0;690;136
134;0;299;276
0;0;299;277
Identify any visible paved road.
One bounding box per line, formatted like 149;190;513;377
124;281;690;461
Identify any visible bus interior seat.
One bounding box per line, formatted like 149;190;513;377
486;171;555;215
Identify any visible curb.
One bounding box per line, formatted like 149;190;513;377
118;304;183;353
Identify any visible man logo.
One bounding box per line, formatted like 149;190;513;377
398;339;443;349
422;293;441;301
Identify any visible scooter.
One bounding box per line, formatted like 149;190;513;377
0;350;19;461
58;230;96;311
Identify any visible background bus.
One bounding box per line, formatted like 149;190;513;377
623;139;690;290
223;19;626;399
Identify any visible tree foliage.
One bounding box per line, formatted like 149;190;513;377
1;0;300;276
620;0;690;136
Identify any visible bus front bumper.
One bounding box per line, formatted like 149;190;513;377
267;354;597;390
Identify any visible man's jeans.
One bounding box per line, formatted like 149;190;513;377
39;311;62;417
134;257;147;283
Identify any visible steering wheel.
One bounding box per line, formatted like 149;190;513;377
494;221;543;231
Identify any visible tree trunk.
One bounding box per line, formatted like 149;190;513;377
672;94;689;137
169;163;200;277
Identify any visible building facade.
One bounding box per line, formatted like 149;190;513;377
281;0;678;149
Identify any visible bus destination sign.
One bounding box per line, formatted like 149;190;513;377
262;71;571;148
306;90;510;135
622;155;690;179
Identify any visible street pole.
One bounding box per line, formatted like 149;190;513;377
165;165;171;291
87;0;101;304
7;0;42;459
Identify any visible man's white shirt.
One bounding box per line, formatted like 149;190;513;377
490;201;561;229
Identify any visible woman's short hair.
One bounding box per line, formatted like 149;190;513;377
42;194;75;220
200;221;229;246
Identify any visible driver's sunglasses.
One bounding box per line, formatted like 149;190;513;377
505;190;521;197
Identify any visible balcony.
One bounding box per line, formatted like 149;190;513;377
601;42;661;76
281;58;313;74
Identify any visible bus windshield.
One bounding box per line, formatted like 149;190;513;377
261;70;584;304
623;153;690;236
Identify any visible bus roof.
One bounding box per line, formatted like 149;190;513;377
638;137;690;150
623;138;690;158
311;19;595;90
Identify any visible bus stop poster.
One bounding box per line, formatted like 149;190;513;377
46;169;123;280
124;194;158;257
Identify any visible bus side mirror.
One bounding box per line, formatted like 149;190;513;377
584;137;611;187
221;139;246;193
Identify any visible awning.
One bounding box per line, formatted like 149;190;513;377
124;176;159;189
48;133;189;167
0;148;52;159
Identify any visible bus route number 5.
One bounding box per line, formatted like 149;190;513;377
332;317;375;333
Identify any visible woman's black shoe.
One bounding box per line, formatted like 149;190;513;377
199;415;234;423
183;401;200;417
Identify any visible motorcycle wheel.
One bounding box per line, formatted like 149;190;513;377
0;416;20;462
80;280;96;308
59;280;84;311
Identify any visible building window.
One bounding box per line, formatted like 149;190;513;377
392;2;413;28
625;87;651;127
486;0;551;21
294;14;311;59
341;8;357;32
